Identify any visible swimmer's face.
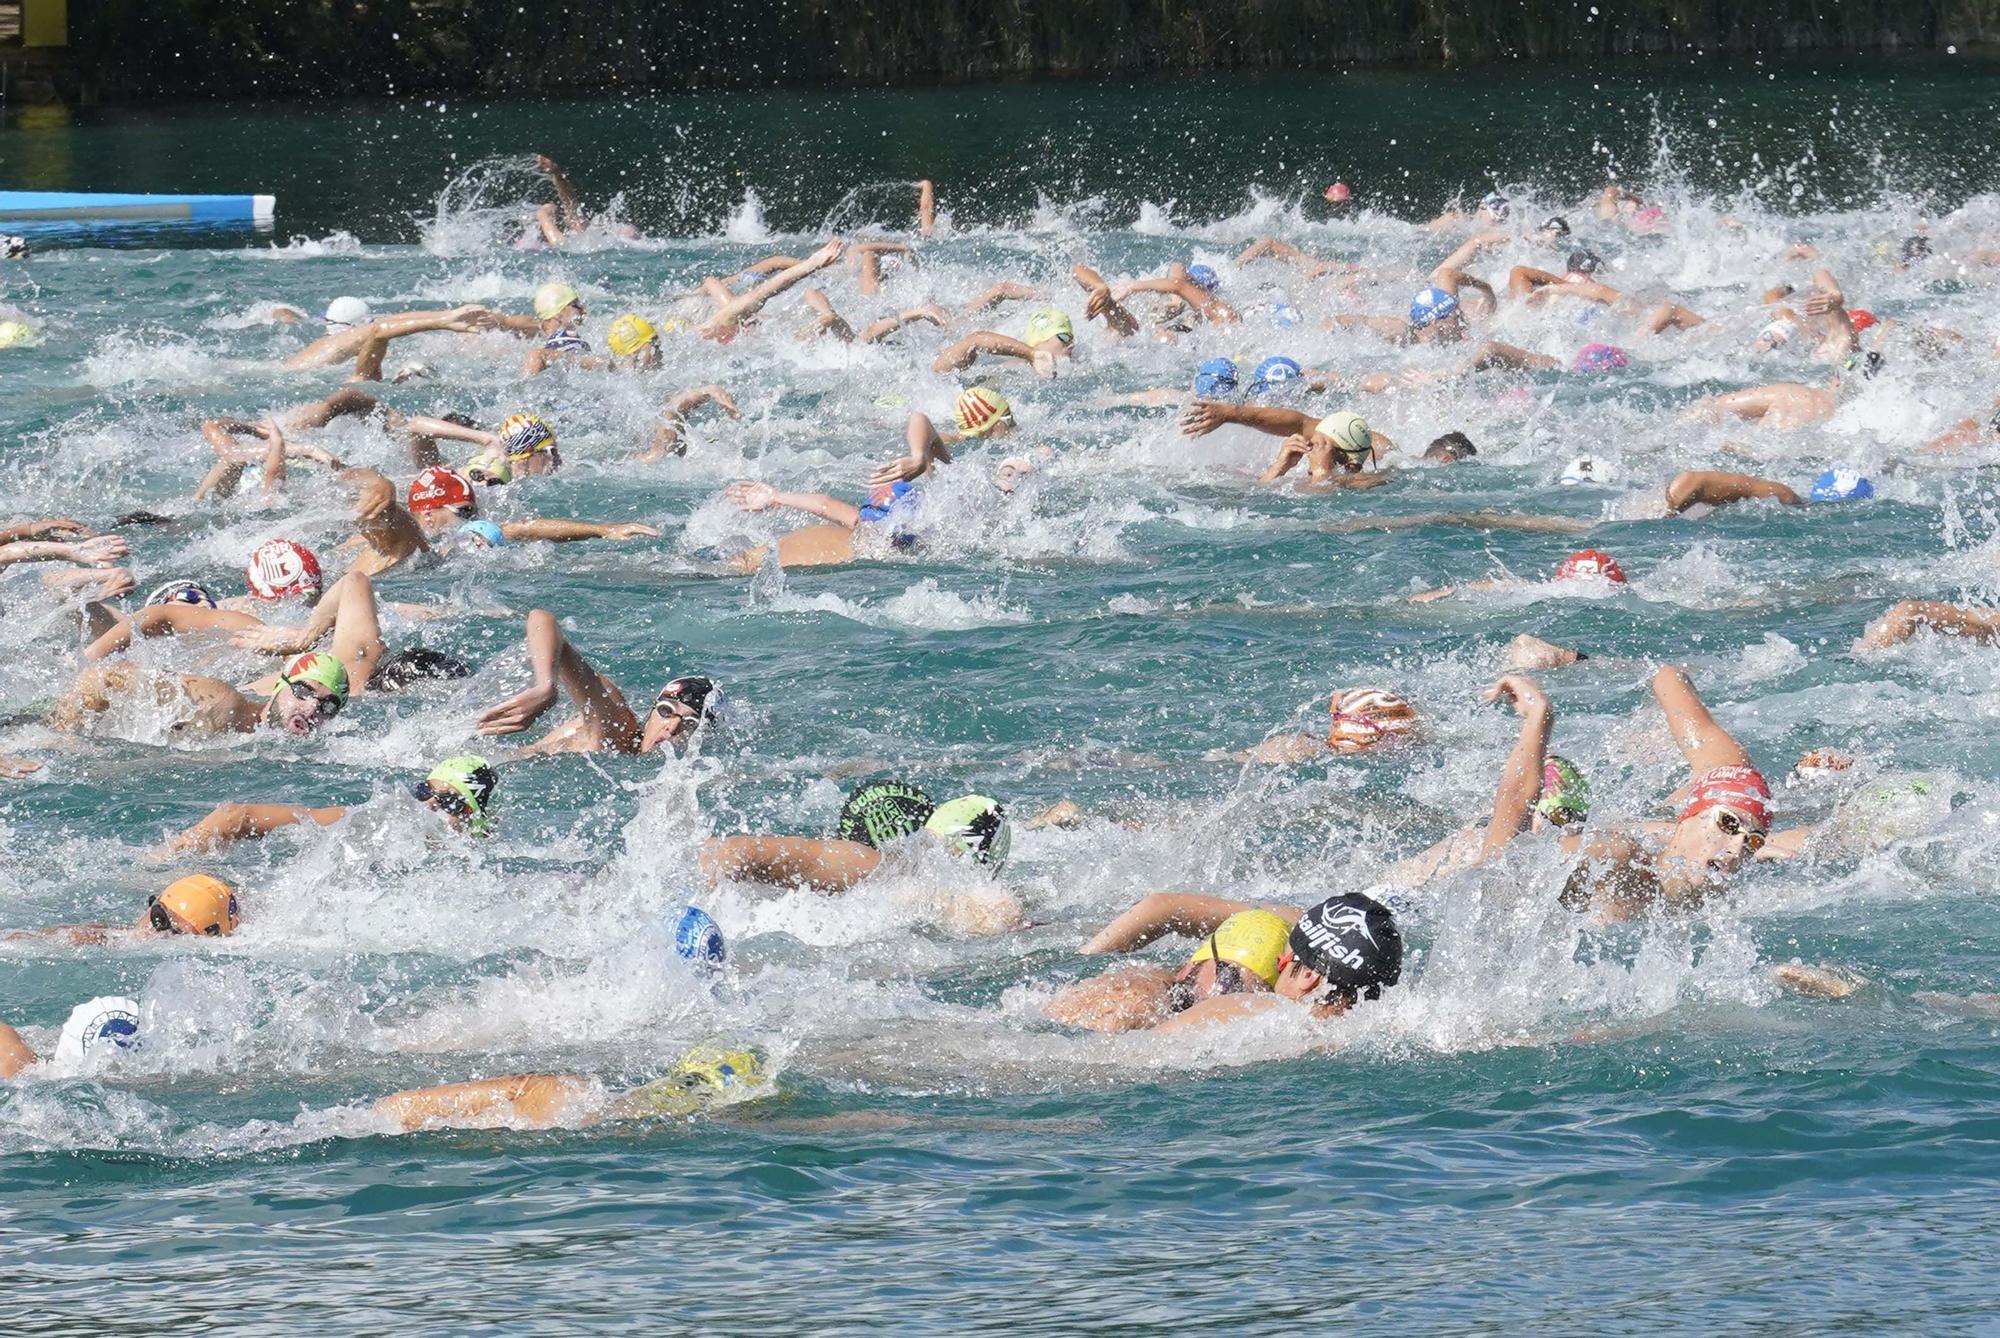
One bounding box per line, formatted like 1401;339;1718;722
1665;806;1763;876
1415;313;1466;344
639;692;699;754
269;681;340;736
546;300;584;330
512;451;559;477
626;343;663;371
414;506;470;539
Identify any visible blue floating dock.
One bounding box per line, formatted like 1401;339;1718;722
0;191;275;225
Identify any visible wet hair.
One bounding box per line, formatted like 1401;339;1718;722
373;646;472;692
111;510;177;528
441;412;480;430
1901;235;1933;262
1424;431;1477;462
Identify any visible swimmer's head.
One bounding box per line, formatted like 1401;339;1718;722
1312;411;1372;468
456;519;507;548
0;234;28;260
373;646;471;692
1186;264;1221;294
835;780;935;848
607;313;661;367
1900;235;1932;264
148;873;241;937
1194;357;1239;398
1023;308;1074;349
0;320;37;349
54;996;142;1067
1424;431;1477;463
323;296;372;327
1572;343;1628;373
1479;191;1510;222
1565;250;1604;280
145;579;217;609
1248;356;1303;398
1670;764;1772;876
1279;892;1403;1009
1848;309;1878;333
245;538;322;601
1324;181;1353;205
953;386;1013;438
413;754;497;835
1537;214;1571;243
1808;468;1874;503
270;651;348;736
1186;910;1291;988
498;412;560;472
1327;686;1416;751
1754;316;1797;352
1534;756;1591;830
620;1046;767;1119
642;674;724;753
532;281;583;325
1554;549;1627;584
1409;286;1463;338
673;905;726;969
464;451;515;486
857;480;918;526
408;465;477;530
923;794;1011;871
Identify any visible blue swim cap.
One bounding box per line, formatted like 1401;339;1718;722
1194;357;1239;397
1809;468;1874;503
1269;297;1300;329
1410;286;1461;328
458;519;507;546
674;905;726;967
857;480;917;524
541;331;591;353
1187;264;1220;293
1249;356;1303;395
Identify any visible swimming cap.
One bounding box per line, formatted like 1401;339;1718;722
1844;350;1887;381
540;330;590;354
1425;432;1477;462
1848;309;1878;332
1554;549;1627;583
1573;343;1628;373
414;754;497;834
857;480;918;524
279;651;350;704
1194;357;1239;398
954;386;1011;437
1250;356;1303;395
836;780;935;848
1269;297;1301;329
532;281;581;322
464;451;515;486
374;647;472;691
1024;309;1074;347
323;296;372;327
1566;250;1603;277
145;579;217;609
1409;286;1460;328
1187;909;1292;987
154;873;241;936
245;538;322;600
1755;317;1797;350
1536;756;1591;824
498;412;557;459
1481;191;1510;218
0;320;36;348
1328;686;1417;751
620;1046;767;1118
1539;215;1570;237
54;996;142;1066
923;795;1011;868
606;314;658;357
1809;468;1874;503
1288;892;1403;1000
458;519;507;547
0;234;27;258
1679;764;1772;832
657;675;722;722
408;466;475;514
1324;182;1352;203
1186;264;1220;293
1314;411;1372;460
1631;205;1666;232
674;905;726;967
1560;455;1614;486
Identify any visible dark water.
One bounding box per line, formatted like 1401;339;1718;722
6;58;2000;1331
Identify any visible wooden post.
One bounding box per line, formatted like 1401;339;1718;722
23;0;69;49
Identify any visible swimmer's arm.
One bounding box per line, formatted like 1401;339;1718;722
0;535;129;570
0;1021;35;1079
958;281;1039;319
1651;665;1754;774
917;179;936;238
342;469;432;568
641;384;741;460
1754;826;1812;860
1431;230;1505;287
476;607;564;736
1921;414;1984;453
1181;402;1315;440
1469;341;1560;373
534;154;587;233
698;835;882;893
1535;279;1619;305
499;519;663;543
83;604;260;661
1480;675;1554;857
699;239;846;338
1329;313;1409;339
400;416;500;447
374;1072;591;1132
0;518;91;544
1508;264;1562;296
0;922;125;947
870;412;953;486
768;490;864;528
930;330;1034;374
1665;470;1802;513
1148;993;1289;1035
1081;892;1300;954
1235;732;1327;764
158;802;348;855
1073;266;1140;337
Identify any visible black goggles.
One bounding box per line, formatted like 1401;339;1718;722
411;780;475;818
284;679;343;718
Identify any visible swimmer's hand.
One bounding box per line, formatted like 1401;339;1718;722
1178;401;1230;438
869;454;927;486
43;566;135;600
446;304;495;333
0;756;42;780
1483;674;1548;716
65;535;130;567
478;679;559;735
724;480;776;513
1772;963;1863;999
600;523;664;541
17;517;92;540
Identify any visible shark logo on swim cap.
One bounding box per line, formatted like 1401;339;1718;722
1288;893;1403;1000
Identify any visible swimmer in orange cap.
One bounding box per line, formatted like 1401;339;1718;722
0;873;240;946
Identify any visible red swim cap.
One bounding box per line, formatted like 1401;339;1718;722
246;539;322;600
1554;549;1627;583
1848;309;1877;332
1678;764;1772;832
409;466;475;514
1325;181;1352;203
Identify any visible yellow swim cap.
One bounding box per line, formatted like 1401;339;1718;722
1024;308;1074;347
1314;411;1372;459
619;1046;768;1118
532;282;581;322
1186;909;1291;987
152;874;241;937
0;320;38;349
954;386;1011;437
606;314;657;357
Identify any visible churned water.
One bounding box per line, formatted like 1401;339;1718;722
6;58;2000;1331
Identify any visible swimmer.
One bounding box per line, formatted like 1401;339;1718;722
192;418;346;501
1332;232;1500;344
0;996;146;1080
632;384;743;460
284;303;499;377
336;464;660;573
475;608;720;756
694;238;847;343
1112;260;1240;328
1181;403;1392;486
1233;236;1362;283
1237;686;1418;764
373;1045;772;1132
524;153;639;248
1;873;240;946
398;409;564;477
1044;904;1294;1034
1505;250;1705;334
1410;547;1629;603
158;754;499;853
1425;431;1478;463
933;307;1076;377
1684;352;1884;429
868;393;1016;485
1858;600;2000;651
1664;467;1872;515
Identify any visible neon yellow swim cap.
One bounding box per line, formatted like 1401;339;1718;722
1186;909;1291;987
618;1046;768;1118
278;651;349;703
1024;309;1074;347
419;754;497;835
924;794;1010;867
0;320;38;349
954;386;1011;437
606;314;657;357
532;282;581;322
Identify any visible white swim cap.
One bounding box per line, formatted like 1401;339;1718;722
1561;455;1615;486
54;996;142;1066
323;296;372;327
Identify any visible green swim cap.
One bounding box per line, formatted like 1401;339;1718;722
836;781;934;848
1024;308;1074;346
278;651;349;703
1535;756;1590;824
619;1046;767;1119
417;754;497;835
924;794;1011;868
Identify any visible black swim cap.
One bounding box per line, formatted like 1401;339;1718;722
1540;215;1570;237
374;646;472;691
658;675;721;722
1287;892;1403;1002
1901;235;1932;262
1425;431;1477;462
1566;250;1603;276
836;781;934;848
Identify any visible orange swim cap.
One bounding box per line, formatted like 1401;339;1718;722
152;874;241;936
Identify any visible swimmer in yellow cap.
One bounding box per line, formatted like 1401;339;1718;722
933;306;1076;378
1179;401;1393;487
373;1045;773;1132
1044;898;1296;1033
0;873;241;947
866;394;1016;485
